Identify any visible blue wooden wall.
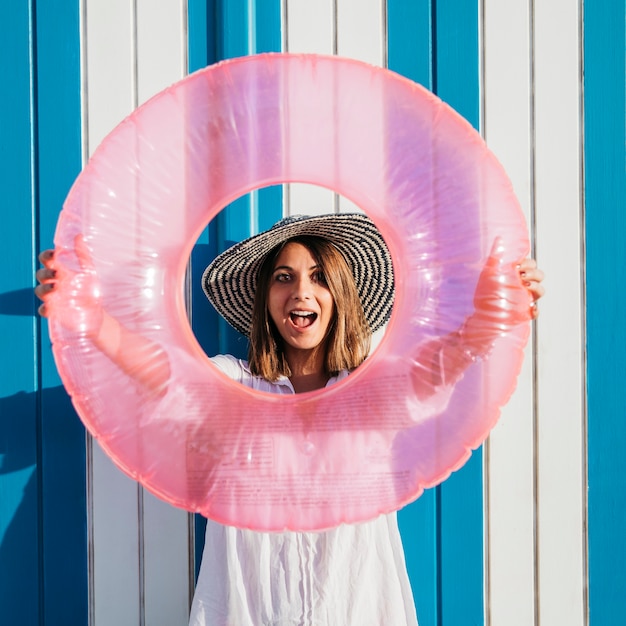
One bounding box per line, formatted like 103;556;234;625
1;1;87;624
584;0;626;621
388;2;483;624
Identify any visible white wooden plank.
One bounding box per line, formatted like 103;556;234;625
85;0;134;152
337;0;384;66
286;183;334;217
335;0;384;214
85;1;192;624
91;444;141;625
285;0;334;54
533;1;586;624
482;1;537;624
285;0;336;214
134;3;192;623
285;0;386;217
84;2;142;624
143;492;191;626
136;0;186;105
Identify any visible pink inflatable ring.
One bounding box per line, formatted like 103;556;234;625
49;53;531;531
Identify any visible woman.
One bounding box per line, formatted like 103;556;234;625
36;213;544;625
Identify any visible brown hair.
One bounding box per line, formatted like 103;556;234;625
248;236;372;381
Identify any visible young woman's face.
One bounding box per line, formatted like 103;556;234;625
267;242;335;354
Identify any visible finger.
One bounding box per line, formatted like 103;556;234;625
38;249;55;268
74;234;95;272
526;281;545;301
38;302;49;318
36;267;56;285
517;264;544;282
519;265;544;283
35;282;55;302
37;281;55;296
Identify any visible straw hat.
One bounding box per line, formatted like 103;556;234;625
202;213;394;336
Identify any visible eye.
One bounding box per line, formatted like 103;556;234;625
312;270;327;285
274;272;291;283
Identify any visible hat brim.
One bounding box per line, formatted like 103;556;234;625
202;213;395;337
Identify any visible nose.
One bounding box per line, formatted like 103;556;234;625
291;275;312;300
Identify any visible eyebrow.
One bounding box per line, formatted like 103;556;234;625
272;264;320;273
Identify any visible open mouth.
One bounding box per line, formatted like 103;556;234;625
289;311;318;328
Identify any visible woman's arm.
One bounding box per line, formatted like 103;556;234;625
35;237;171;395
412;243;544;398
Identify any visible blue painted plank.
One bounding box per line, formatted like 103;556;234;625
390;0;483;624
188;0;215;74
215;0;256;356
253;0;283;236
584;1;626;623
387;0;433;89
0;2;42;623
434;0;480;131
34;0;88;623
388;2;441;622
254;0;282;55
188;0;283;575
434;2;483;624
214;0;282;356
188;0;221;363
397;490;439;626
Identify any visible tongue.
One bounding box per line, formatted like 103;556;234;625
292;314;314;328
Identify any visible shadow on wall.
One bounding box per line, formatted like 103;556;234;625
0;287;88;622
0;386;88;622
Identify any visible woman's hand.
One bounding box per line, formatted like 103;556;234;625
456;241;545;361
35;236;104;338
36;236;171;395
517;257;545;319
35;249;57;318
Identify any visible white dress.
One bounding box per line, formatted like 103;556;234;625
188;356;419;626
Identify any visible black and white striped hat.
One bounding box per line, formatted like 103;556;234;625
202;213;395;337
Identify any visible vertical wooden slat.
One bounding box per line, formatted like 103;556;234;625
136;0;187;103
285;0;335;54
335;0;385;214
254;0;283;234
215;0;254;282
585;0;625;623
432;2;484;624
482;1;537;623
36;0;88;623
135;2;191;625
188;0;220;373
285;0;336;216
387;4;440;622
91;445;142;624
85;1;142;623
187;0;218;588
387;0;433;88
84;0;135;152
0;2;41;623
86;0;195;623
388;0;484;622
398;494;439;626
534;1;586;624
337;0;384;66
187;0;283;603
211;0;282;357
1;0;86;621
